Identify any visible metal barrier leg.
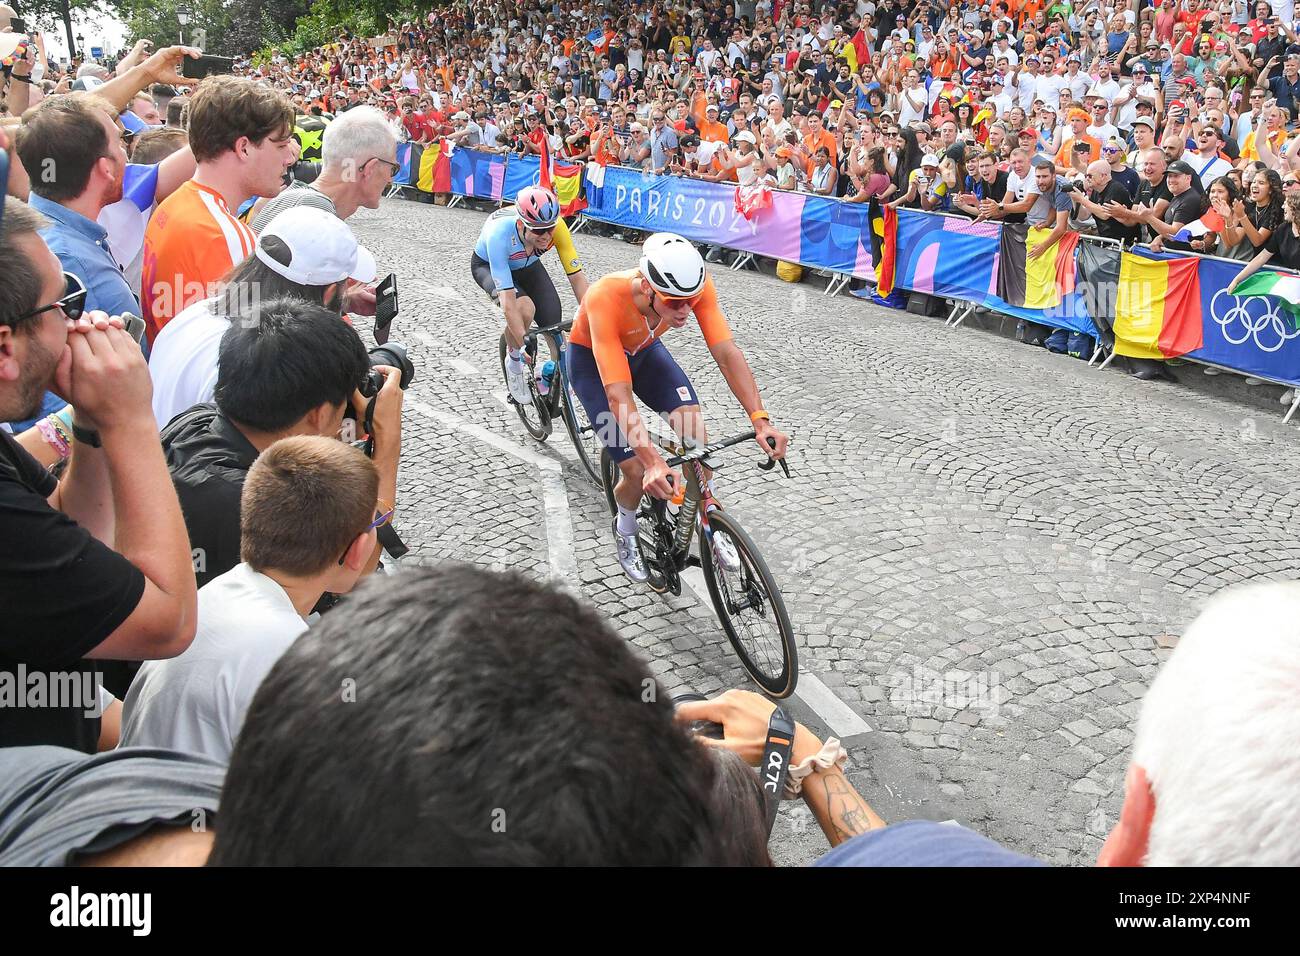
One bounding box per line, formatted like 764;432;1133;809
943;301;962;325
1098;349;1119;371
569;215;588;234
730;251;756;271
949;304;975;328
1284;391;1300;424
447;194;465;209
824;273;851;296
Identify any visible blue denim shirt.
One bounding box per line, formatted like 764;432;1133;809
28;193;140;319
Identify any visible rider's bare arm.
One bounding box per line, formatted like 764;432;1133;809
709;340;789;460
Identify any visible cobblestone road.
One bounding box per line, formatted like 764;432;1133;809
350;196;1300;866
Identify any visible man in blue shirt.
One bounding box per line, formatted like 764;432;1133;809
17;96;140;321
1264;53;1300;122
13;95;142;429
597;56;618;102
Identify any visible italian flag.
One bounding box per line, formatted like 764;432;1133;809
1234;271;1300;325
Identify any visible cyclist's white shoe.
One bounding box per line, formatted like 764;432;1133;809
712;530;742;573
612;520;648;583
505;360;533;405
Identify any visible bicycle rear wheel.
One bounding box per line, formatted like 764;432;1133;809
555;354;603;486
699;510;798;698
498;333;553;441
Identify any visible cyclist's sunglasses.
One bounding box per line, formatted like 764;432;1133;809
18;271;88;322
525;222;558;234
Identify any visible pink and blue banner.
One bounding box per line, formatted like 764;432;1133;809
894;209;1098;339
584;166;875;276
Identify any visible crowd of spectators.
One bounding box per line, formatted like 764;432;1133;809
197;0;1300;386
3;1;1300;868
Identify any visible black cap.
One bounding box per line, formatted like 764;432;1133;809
1166;160;1196;176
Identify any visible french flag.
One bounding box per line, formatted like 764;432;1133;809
1172;209;1226;244
98;162;160;287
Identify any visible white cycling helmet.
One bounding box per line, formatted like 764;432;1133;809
638;232;706;298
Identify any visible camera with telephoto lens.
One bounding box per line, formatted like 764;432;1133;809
347;342;416;455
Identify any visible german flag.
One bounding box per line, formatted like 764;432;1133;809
1113;252;1203;359
417;139;451;193
868;198;897;297
997;223;1078;310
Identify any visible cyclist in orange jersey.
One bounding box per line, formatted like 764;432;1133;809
567;233;788;581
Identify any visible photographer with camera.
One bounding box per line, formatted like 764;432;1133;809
161;287;405;591
1068;159;1140;243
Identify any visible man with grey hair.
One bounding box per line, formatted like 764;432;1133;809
249;105;399;231
1099;581;1300;866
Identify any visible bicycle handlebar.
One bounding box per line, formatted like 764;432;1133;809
665;430;792;477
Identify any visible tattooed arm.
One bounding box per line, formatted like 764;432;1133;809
801;762;886;847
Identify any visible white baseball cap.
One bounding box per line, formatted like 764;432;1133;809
256;207;377;286
734;130;756;144
921;154;940;167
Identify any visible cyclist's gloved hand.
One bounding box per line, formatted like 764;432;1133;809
675;689;822;767
641;454;679;500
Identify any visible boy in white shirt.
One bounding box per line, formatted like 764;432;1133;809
121;435;382;763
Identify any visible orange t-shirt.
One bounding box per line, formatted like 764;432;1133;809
590;129;621;166
802;128;837;175
570;270;732;385
1057;133;1100;166
697;118;730;143
141;180;255;344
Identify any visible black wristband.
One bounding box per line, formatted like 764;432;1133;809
9;73;33;84
71;421;102;448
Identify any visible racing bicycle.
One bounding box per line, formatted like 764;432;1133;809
600;430;799;698
498;319;602;485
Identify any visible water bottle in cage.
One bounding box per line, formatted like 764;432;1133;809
537;359;557;396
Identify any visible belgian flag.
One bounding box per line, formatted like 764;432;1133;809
997;223;1078;309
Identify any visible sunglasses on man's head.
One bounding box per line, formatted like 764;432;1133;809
18;272;87;323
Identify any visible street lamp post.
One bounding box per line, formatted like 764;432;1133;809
177;7;192;46
75;34;84;60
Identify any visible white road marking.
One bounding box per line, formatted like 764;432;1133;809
407;399;578;586
490;391;578;461
409;330;449;351
447;358;480;375
679;556;872;737
793;673;874;738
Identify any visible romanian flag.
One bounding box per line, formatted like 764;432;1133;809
417;139;452;193
553;160;586;216
837;28;870;73
997;223;1079;310
1112;253;1203;359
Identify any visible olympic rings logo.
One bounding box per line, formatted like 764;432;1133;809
1211;289;1300;354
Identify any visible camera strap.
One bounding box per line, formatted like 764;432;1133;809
376;522;410;560
760;706;796;837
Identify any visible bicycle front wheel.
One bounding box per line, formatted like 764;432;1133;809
556;356;603;486
699;510;798;698
498;333;552;441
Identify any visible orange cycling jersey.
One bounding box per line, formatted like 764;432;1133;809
570;270;732;385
